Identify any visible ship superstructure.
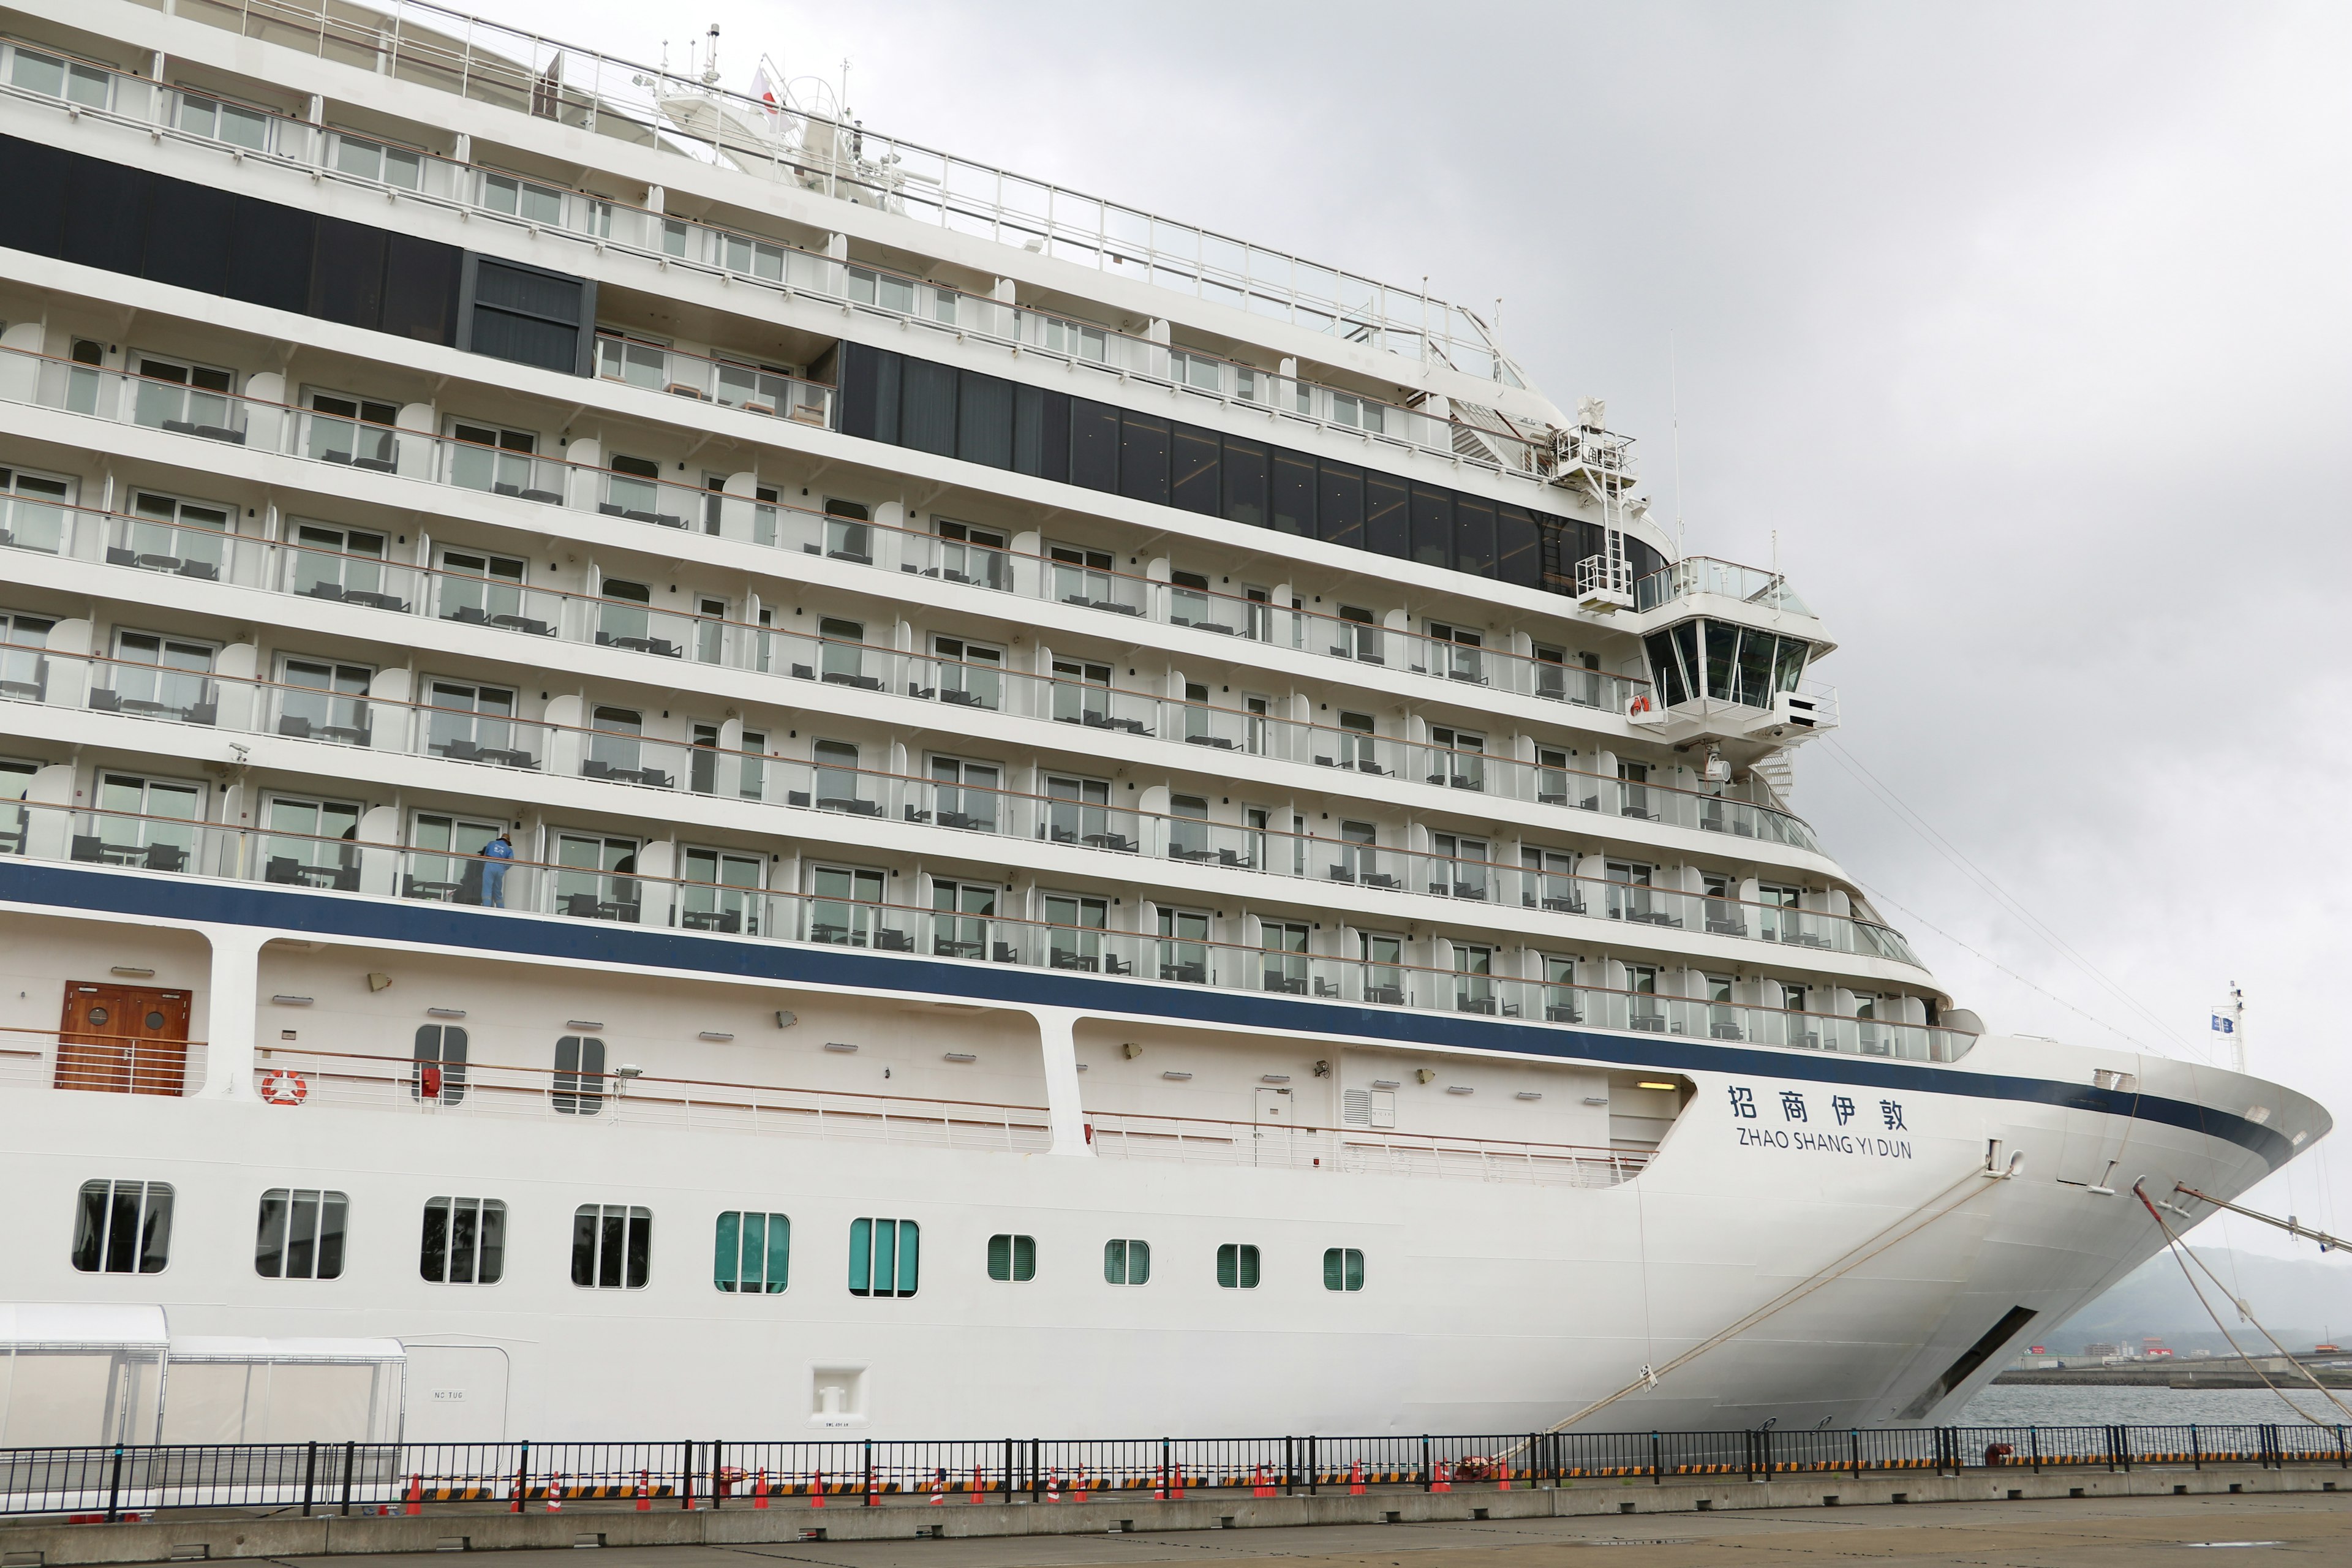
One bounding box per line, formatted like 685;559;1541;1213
0;0;2323;1447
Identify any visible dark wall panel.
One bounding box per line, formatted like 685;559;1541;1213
1011;384;1046;476
311;216;388;331
1410;483;1453;570
0;135;69;258
1453;495;1496;578
1071;399;1118;492
1271;450;1316;536
1171;423;1220;515
380;233;461;345
1118;411;1170;506
1221;435;1267;527
61;157;149;277
227;198;316;314
1317;461;1364;549
957;370;1014;470
143;179;236;298
1497;504;1541;589
1365;474;1409;559
900;358;959;456
1038;390;1071;484
839;342;886;441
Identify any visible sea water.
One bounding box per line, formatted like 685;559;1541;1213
1959;1384;2352;1428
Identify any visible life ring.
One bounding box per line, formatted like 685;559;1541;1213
260;1069;309;1106
1628;695;1652;715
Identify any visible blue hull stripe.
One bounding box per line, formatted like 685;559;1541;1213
0;862;2292;1169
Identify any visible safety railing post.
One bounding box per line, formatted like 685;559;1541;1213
2192;1425;2201;1471
864;1438;876;1506
2029;1427;2041;1475
1649;1431;1661;1484
104;1442;126;1523
1161;1437;1170;1501
1028;1439;1039;1502
1422;1434;1433;1490
1005;1438;1015;1502
339;1439;356;1515
303;1439;319;1515
1284;1435;1294;1495
681;1440;693;1509
711;1439;722;1509
1849;1430;1860;1481
1308;1436;1317;1496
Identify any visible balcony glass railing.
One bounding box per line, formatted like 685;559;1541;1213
0;35;1569;478
5;648;1915;967
1;483;1820;854
1634;556;1812;616
4;801;1970;1063
1;344;1703;747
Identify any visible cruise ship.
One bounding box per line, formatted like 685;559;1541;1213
0;0;2324;1449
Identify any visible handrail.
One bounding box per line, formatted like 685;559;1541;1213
10;649;1909;962
0;36;1559;471
3;802;1967;1060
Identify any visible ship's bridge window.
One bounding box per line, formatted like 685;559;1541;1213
572;1204;650;1289
9;47;111;108
715;1211;790;1293
987;1234;1038;1283
848;1218;920;1297
420;1197;505;1284
1642;620;1811;710
1;464;75;554
72;1179;173;1274
255;1188;349;1280
1322;1248;1366;1292
1216;1243;1262;1289
328;130;422;190
1103;1238;1152;1285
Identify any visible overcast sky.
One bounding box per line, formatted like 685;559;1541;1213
503;0;2352;1253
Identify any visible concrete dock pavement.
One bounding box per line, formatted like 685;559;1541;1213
242;1492;2352;1566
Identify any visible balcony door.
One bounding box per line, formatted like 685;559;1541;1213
56;982;190;1096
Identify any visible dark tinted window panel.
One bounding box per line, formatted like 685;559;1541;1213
900;358;959;456
227;197;316;314
1317;461;1364;549
1496;504;1541;589
1070;399;1118;492
1270;449;1316;536
310;216;387;331
1410;484;1452;570
957;370;1014;469
1625;533;1668;584
1453;495;1496;578
1038;390;1070;484
0;135;69;258
469;308;577;372
1118;412;1170;505
380;233;462;345
1221;435;1267;527
474;259;580;322
1365;474;1409;558
1170;423;1220;515
61;157;150;277
1012;383;1045;475
839;342;884;440
142;178;235;296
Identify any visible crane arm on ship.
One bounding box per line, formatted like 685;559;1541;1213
2175;1183;2351;1255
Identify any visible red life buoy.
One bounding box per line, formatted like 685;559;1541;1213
260;1069;308;1106
1629;695;1652;715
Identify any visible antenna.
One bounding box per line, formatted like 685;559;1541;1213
2213;981;2247;1076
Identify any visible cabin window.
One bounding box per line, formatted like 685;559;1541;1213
255;1188;349;1280
420;1197;505;1284
848;1218;920;1297
714;1211;791;1294
1216;1243;1261;1289
72;1180;173;1274
571;1204;651;1288
1322;1247;1366;1292
553;1035;605;1115
987;1233;1038;1283
1103;1238;1152;1285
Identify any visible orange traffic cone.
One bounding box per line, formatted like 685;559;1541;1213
1252;1465;1276;1498
546;1471;563;1512
810;1468;826;1509
971;1464;986;1504
635;1471;651;1512
404;1474;423;1517
1046;1467;1061;1503
753;1470;770;1510
1430;1461;1451;1494
930;1468;945;1506
1153;1464;1167;1501
1348;1460;1365;1496
1497;1460;1512;1492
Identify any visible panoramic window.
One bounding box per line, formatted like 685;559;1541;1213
255;1188;349;1280
714;1211;790;1294
420;1197;506;1284
571;1204;651;1289
848;1217;920;1297
987;1233;1037;1282
71;1180;173;1274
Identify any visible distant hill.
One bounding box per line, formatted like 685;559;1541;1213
2043;1248;2352;1355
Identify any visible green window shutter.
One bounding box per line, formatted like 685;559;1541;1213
1132;1240;1150;1284
848;1217;872;1295
1322;1247;1342;1292
1217;1243;1237;1289
1014;1234;1036;1281
895;1219;919;1295
714;1212;742;1292
764;1214;790;1293
872;1218;897;1294
1346;1248;1364;1292
988;1234;1011;1281
1238;1245;1260;1289
1102;1238;1124;1284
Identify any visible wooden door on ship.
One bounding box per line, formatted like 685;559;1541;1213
55;983;190;1096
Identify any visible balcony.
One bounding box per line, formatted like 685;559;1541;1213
0;800;1974;1066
